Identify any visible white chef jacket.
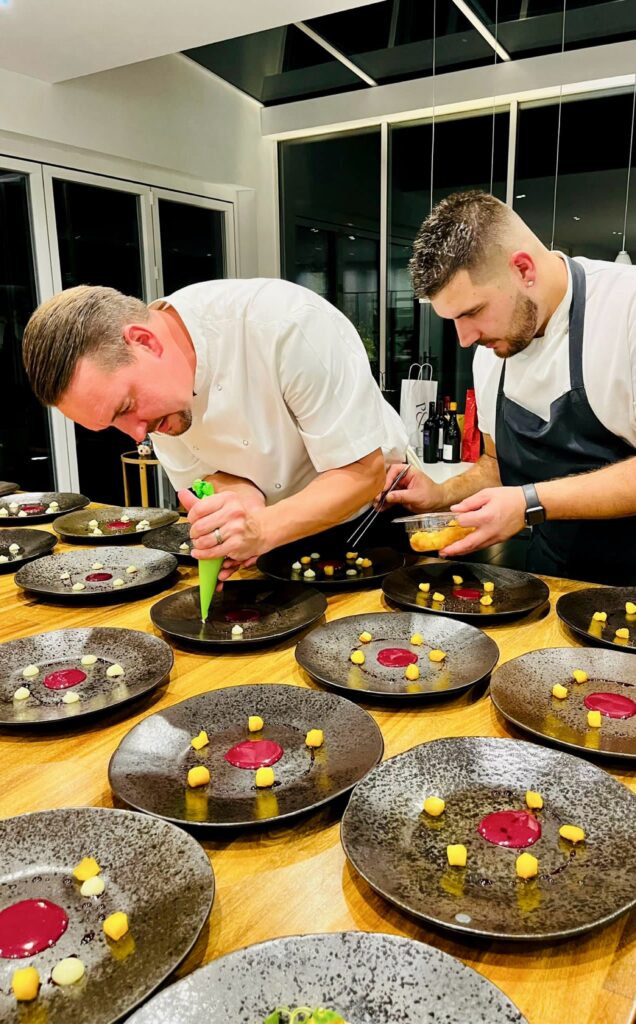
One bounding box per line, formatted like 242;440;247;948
473;255;636;446
150;278;408;503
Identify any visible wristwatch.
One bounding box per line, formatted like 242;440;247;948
522;483;546;527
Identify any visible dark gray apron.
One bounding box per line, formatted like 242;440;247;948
495;256;636;584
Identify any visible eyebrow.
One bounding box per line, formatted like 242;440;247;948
455;303;484;319
110;401;129;424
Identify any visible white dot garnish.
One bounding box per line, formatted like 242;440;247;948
22;664;39;679
62;691;80;704
80;654;97;666
455;912;472;924
72;582;85;591
106;663;124;677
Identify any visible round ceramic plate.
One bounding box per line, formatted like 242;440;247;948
490;647;636;760
15;547;178;602
0;807;213;1024
0;528;57;573
383;560;549;624
557;587;636;653
257;545;404;589
0;491;88;525
295;611;499;700
150;581;327;647
0;481;18;497
341;736;636;940
109;684;384;829
124;931;527;1024
142;521;194;563
53;505;179;544
0;627;173;727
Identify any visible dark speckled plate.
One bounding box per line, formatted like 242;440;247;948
0;807;213;1024
109;684;384;829
490;647;636;760
383;560;549;624
0;627;173;727
0;480;18;497
341;736;636;940
150;581;327;647
125;931;527;1024
557;587;636;653
15;546;178;602
295;611;499;700
0;490;88;525
0;527;56;573
142;521;194;563
258;544;404;589
53;505;179;543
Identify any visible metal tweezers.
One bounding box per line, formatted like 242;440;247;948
346;464;410;550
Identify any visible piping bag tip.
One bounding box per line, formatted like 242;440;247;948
190;478;223;623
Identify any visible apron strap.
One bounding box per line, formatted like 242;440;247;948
566;256;586;391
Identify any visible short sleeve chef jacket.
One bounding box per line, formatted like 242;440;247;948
149;278;408;503
473;255;636;445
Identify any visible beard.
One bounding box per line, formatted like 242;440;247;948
477;294;539;359
149;409;193;436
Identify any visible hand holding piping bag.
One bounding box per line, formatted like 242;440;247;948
190;479;223;622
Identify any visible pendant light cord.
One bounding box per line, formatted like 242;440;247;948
550;0;567;251
490;0;499;196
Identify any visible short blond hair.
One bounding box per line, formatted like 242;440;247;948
23;285;149;406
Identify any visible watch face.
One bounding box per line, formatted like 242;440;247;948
525;506;545;527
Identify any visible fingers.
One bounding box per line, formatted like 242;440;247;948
384;488;417;506
450;493;489;514
440;532;487;558
178;488;197;512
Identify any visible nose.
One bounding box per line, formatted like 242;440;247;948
118;416;148;443
455;320;480;349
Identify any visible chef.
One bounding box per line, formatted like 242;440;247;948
383;189;636;584
23;277;408;577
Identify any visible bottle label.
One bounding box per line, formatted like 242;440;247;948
443;444;453;461
438;429;444;448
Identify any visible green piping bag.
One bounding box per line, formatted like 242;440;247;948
191;478;223;622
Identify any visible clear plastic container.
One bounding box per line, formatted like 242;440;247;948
394;512;475;553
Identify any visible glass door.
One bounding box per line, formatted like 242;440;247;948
0;157;59;491
150;189;235;295
43;168;155;504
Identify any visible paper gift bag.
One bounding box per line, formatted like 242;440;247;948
399;363;437;455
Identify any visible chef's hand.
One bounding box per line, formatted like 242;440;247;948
439;486;526;558
179;488;267;581
376;463;443;511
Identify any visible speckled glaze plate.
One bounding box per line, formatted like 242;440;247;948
15;546;178;602
383;560;549;624
0;490;88;525
0;527;57;573
295;611;499;700
53;505;179;544
142;521;194;563
109;684;384;829
341;736;636;940
0;807;213;1024
125;931;527;1024
150;581;327;647
0;627;173;726
490;647;636;760
0;480;18;497
257;544;404;589
557;587;636;653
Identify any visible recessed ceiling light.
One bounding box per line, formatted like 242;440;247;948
515;194;526;199
573;216;581;221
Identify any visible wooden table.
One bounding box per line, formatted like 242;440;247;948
1;527;635;1024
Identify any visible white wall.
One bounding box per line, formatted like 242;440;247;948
0;53;279;276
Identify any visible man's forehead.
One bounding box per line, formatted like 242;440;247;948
431;269;485;319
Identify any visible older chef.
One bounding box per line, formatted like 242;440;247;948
23;278;408;575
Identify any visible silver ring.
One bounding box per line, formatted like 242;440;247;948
214;528;223;546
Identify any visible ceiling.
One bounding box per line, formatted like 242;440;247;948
0;0;383;83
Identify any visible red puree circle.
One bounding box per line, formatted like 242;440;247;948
85;572;113;583
42;668;87;690
453;588;482;601
224;739;283;769
106;520;132;530
0;899;69;958
584;692;636;719
377;648;419;668
20;504;46;514
223;609;261;623
316;560;344;572
478;810;542;848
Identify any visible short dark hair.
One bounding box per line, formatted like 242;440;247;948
409;190;509;298
23;285;148;406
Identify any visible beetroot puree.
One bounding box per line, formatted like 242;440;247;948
0;899;69;958
224;739;283;768
478;810;541;848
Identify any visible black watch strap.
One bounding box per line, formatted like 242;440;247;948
522;483;546;527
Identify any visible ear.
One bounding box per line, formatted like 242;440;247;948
122;322;164;356
509;251;537;289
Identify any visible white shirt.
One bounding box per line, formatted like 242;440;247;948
150;279;408;504
473;256;636;447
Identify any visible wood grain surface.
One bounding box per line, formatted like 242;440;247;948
1;523;634;1024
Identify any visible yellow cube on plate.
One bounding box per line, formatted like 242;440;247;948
11;966;40;1001
103;912;129;942
418;582;430;593
432;592;445;603
423;796;445;817
447;844;467;867
73;857;101;882
587;710;602;728
350;650;365;665
429;649;447;663
525;790;544;810
404;664;420;681
615;627;630;639
626;601;636;615
483;581;495;593
191;730;209;750
516;852;538;879
571;670;588;684
559;824;586;844
592;611;607;622
480;595;493;606
255;766;275;788
305;729;324;748
248;716;264;733
410;633;423;646
187;766;210;788
358;631;372;643
552;683;568;699
452;575;463;585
